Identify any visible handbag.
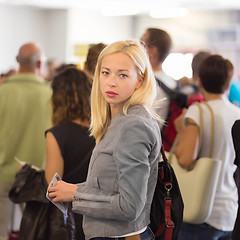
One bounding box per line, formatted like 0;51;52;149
167;102;222;224
9;164;75;240
149;147;184;240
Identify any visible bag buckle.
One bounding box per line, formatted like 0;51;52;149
166;220;175;228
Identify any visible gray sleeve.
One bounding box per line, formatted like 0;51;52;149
72;119;158;221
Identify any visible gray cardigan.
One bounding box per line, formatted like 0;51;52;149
72;105;161;239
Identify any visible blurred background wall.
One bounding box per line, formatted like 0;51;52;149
1;4;240;80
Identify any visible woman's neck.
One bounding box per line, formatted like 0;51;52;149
110;104;124;119
72;118;89;128
203;91;223;102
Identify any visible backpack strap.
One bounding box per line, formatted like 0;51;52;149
156;78;174;97
156;77;188;109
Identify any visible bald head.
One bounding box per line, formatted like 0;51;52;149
16;42;45;73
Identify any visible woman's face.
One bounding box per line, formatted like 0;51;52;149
99;52;143;117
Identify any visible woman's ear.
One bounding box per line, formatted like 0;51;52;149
197;77;205;95
197;77;203;89
225;80;231;91
135;75;144;90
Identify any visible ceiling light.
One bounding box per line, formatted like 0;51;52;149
150;8;189;18
100;7;141;16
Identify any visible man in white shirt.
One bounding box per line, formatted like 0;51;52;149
141;28;180;127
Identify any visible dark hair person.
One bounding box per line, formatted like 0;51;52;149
45;66;95;239
50;66;91;126
174;55;240;240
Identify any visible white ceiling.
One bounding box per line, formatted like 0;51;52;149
1;0;240;15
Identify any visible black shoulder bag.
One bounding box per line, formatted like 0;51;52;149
149;147;184;240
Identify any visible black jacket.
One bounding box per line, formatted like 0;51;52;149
9;164;75;240
232;120;240;240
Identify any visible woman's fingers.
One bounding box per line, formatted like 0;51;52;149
47;181;78;202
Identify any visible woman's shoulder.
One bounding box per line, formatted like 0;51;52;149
45;122;68;135
185;101;199;112
45;122;89;136
121;106;160;134
126;105;155;123
127;105;147;115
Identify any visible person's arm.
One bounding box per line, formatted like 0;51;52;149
175;117;200;169
45;131;64;184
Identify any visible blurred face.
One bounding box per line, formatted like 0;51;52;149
99;52;143;118
141;31;155;68
140;31;149;49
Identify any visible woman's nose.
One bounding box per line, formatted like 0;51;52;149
108;75;117;87
110;82;116;87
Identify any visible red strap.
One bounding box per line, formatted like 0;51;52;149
155;223;165;237
164;199;174;240
154;183;175;240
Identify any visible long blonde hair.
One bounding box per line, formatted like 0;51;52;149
90;40;160;143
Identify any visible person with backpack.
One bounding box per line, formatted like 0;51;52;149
140;28;184;151
141;28;180;128
162;51;209;151
141;33;208;151
47;40;162;240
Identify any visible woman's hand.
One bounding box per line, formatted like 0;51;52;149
48;180;78;202
17;164;26;172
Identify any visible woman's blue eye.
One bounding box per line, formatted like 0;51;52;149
120;74;128;78
102;71;109;76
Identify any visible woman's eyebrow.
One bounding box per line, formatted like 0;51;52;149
101;67;109;70
101;67;129;72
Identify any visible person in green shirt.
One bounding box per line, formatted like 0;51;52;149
0;42;52;240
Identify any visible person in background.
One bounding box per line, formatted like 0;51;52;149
55;63;77;74
10;66;95;240
182;50;211;106
228;80;240;107
48;40;161;240
0;68;17;81
231;119;240;240
174;55;240;240
191;51;211;87
83;42;106;85
45;66;95;239
180;51;211;95
141;27;180;127
45;58;62;82
0;42;51;240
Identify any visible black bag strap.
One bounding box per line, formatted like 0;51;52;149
155;78;188;110
161;147;168;162
156;78;174;97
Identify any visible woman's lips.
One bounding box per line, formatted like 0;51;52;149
106;91;118;97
